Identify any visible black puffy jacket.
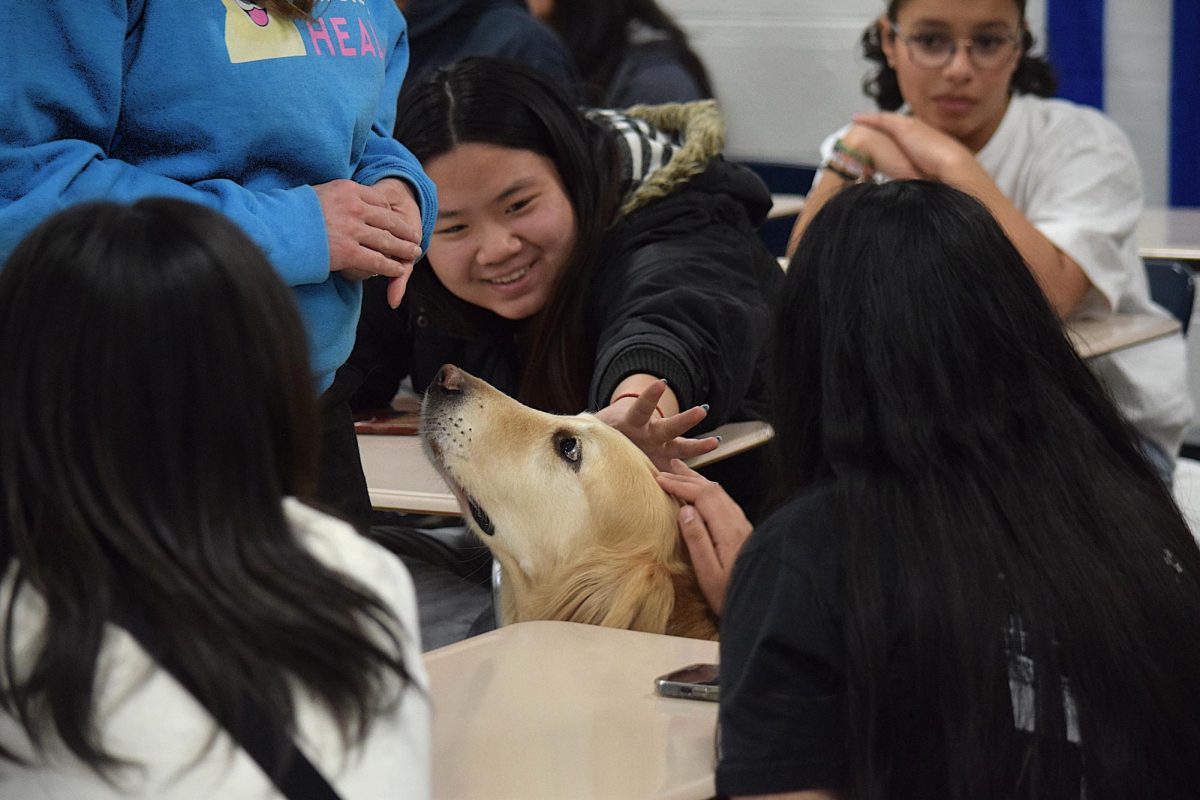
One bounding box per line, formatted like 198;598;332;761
350;102;780;434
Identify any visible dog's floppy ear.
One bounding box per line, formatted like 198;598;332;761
533;549;677;634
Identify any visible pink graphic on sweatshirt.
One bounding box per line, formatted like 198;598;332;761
235;0;271;28
306;16;386;60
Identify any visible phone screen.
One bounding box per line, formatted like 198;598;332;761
666;663;719;685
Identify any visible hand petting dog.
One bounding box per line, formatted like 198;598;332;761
656;459;752;617
594;377;720;471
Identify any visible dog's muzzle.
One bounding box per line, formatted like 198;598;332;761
423;364;495;536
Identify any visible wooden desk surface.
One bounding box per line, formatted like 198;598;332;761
358;434;462;515
360;419;774;515
1067;312;1180;359
424;621;719;800
767;192;806;220
1137;207;1200;261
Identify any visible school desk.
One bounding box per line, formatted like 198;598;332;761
360;419;775;515
423;620;720;800
766;192;806;220
1067;313;1181;360
1137;207;1200;262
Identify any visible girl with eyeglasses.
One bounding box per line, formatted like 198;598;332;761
788;0;1190;479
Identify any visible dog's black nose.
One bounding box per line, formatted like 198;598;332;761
434;364;464;394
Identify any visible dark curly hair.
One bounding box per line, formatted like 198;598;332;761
861;0;1057;110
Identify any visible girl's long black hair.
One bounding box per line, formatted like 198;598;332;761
0;200;413;773
394;57;624;413
543;0;713;105
773;180;1200;798
862;0;1057;110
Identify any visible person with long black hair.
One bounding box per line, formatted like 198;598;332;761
349;57;780;515
787;0;1190;477
660;181;1200;799
529;0;713;107
0;200;428;799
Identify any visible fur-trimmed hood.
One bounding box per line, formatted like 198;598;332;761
586;100;727;217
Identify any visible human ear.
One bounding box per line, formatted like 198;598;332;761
878;16;897;68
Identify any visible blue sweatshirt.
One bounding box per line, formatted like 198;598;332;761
0;0;437;393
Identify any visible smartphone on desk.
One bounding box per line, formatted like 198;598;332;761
655;662;719;702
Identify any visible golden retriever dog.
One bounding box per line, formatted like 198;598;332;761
421;364;718;640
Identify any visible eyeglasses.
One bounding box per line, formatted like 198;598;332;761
891;24;1021;71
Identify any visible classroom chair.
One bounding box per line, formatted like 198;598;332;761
744;161;816;256
1145;258;1195;334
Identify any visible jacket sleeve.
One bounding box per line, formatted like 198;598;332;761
588;196;780;425
0;2;336;288
348;276;413;412
351;14;438;253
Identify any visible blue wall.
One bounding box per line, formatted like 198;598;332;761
1047;0;1199;207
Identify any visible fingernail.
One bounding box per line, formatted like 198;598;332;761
680;505;695;523
700;404;710;412
715;435;723;443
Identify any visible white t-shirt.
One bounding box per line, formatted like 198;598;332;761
0;499;430;799
815;94;1192;457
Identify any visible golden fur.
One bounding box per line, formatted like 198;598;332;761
422;366;718;640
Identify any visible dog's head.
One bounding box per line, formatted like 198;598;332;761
421;365;716;638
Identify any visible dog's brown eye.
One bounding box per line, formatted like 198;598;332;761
555;433;581;469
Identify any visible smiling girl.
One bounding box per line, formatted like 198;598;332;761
349;57;781;515
789;0;1190;476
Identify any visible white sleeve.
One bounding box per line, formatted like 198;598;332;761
1017;109;1144;315
806;124;854;194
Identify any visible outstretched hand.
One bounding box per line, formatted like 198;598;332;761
593;379;719;471
656;459;752;616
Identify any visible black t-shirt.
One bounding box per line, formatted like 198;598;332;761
716;482;848;797
716;483;1083;798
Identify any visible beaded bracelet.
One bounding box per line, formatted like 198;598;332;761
833;138;875;170
612;391;665;418
822;143;875;184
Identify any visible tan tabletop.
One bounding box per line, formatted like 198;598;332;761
424;620;720;800
358;434;462;515
1067;312;1181;359
1137;207;1200;261
767;192;806;220
360;419;774;515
